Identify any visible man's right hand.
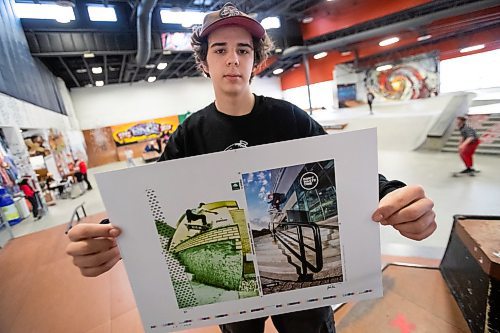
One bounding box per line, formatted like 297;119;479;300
66;223;122;277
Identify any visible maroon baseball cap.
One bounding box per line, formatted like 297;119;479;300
199;2;265;39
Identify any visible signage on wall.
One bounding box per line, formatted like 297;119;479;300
111;116;179;146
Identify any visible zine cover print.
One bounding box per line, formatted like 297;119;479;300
241;159;343;295
96;129;383;332
145;189;259;308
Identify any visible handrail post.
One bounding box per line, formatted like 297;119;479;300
297;225;307;278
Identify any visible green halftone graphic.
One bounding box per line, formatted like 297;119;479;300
156;220;176;239
178;240;242;290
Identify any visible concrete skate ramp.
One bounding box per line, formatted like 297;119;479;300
312;93;469;151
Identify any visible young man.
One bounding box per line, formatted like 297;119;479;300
456;116;480;174
66;3;437;332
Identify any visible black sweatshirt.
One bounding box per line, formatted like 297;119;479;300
159;95;405;198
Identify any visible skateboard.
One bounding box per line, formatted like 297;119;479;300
186;223;212;231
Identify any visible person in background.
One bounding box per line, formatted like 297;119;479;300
144;141;161;154
74;158;93;190
65;3;437;333
367;91;375;115
456;116;481;174
19;177;40;220
124;149;136;168
46;172;65;196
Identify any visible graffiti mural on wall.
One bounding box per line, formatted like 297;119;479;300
366;53;439;101
110;116;179;146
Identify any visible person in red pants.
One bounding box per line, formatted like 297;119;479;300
19;177;40;220
456;116;480;174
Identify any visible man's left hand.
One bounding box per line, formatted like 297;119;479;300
372;185;436;241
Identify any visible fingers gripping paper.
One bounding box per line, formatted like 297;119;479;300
96;128;382;332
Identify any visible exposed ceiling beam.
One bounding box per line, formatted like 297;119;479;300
119;54;127;83
179;62;198;77
32;51;136;57
209;0;225;10
104;55;108;85
183;0;195;10
58;57;81;87
166;56;190;79
158;52;183;79
81;56;95;85
130;66;140;83
144;53;164;80
283;0;500;58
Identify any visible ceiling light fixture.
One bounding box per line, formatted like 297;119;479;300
261;16;280;30
95;80;104;87
88;5;117;22
460;44;485;53
91;67;103;74
275;48;283;54
376;64;393;71
83;52;95;58
313;52;328;60
13;3;75;23
75;68;87;74
160;9;205;27
417;34;432;42
273;68;284;75
157;62;168;70
147;76;157;83
145;64;156;69
378;37;399;47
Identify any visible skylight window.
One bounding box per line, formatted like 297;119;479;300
14;3;75;23
88;5;117;22
160;9;204;28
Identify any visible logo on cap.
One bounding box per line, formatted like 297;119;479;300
220;4;240;18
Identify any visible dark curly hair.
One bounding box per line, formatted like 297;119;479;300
191;26;274;82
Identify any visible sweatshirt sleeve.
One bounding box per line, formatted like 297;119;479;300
378;174;406;200
157;124;186;162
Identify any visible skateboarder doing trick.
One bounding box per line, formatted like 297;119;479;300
186;203;218;228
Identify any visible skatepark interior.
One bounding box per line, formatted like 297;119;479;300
2;91;498;333
1;1;500;332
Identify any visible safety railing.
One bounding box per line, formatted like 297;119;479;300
271;221;323;281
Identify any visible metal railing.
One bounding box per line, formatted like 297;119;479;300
271;221;323;281
65;202;87;234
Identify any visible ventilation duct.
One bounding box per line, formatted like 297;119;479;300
135;0;158;67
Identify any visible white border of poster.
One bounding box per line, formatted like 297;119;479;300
96;128;382;332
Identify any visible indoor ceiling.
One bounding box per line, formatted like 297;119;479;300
15;0;500;89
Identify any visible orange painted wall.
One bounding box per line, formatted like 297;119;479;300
280;26;500;90
301;0;432;40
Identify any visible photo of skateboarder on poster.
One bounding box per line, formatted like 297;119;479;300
241;159;343;295
146;191;259;308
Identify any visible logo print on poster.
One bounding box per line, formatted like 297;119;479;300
300;172;319;190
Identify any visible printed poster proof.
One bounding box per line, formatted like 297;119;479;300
96;128;383;332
